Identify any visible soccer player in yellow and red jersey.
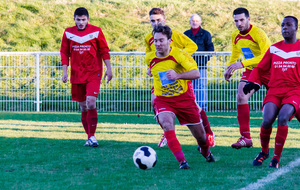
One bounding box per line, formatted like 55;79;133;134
145;8;197;55
145;25;215;169
224;7;272;149
145;8;215;148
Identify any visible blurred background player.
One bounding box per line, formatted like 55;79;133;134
184;13;214;111
61;7;112;147
145;25;215;169
224;7;271;149
244;16;300;168
145;8;215;148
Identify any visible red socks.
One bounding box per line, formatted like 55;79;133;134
197;134;210;157
200;109;213;135
81;111;88;135
164;130;185;163
260;124;288;162
260;124;272;153
87;108;98;138
273;125;288;162
237;104;251;139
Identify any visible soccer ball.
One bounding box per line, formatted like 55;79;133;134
133;146;157;170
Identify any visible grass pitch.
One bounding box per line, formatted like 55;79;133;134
0;112;299;190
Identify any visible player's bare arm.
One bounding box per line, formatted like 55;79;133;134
147;68;153;77
224;62;243;82
166;69;200;81
103;59;113;83
62;65;68;83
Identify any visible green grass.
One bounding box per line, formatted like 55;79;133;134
0;112;299;189
0;0;299;52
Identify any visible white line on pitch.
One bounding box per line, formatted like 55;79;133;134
239;157;300;190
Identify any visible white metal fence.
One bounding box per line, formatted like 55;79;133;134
0;51;267;112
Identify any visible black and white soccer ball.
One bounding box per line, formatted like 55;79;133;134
133;146;157;170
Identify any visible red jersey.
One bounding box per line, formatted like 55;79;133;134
60;24;110;84
249;40;300;94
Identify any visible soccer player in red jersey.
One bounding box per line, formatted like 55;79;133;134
224;7;272;149
244;16;300;168
60;7;112;147
145;8;215;148
145;25;215;169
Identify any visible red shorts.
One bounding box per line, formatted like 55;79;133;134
241;69;270;89
71;80;101;102
263;88;300;120
151;81;195;98
154;91;201;125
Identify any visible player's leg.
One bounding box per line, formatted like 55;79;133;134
152;92;168;147
86;96;97;134
84;96;98;147
85;80;101;147
177;95;215;163
71;84;91;146
261;102;279;152
79;100;89;146
188;123;215;162
232;80;255;149
253;102;278;166
199;109;215;146
269;104;295;168
197;68;215;146
190;78;214;146
157;112;189;169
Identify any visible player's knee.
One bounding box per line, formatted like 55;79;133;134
160;120;173;131
261;121;272;129
262;117;274;128
79;101;87;112
236;93;248;103
86;103;96;110
80;106;87;112
86;97;96;109
277;114;289;126
86;101;96;109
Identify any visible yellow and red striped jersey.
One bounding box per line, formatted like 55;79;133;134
228;25;271;70
145;47;198;97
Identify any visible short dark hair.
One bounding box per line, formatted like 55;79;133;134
233;7;249;18
284;16;298;29
74;7;89;18
152;25;172;40
149;8;165;17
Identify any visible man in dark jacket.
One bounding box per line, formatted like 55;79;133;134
184;13;214;110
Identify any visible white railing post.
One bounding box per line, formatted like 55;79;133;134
35;53;40;112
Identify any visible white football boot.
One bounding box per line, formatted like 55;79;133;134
158;135;167;147
84;139;90;147
88;136;99;147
